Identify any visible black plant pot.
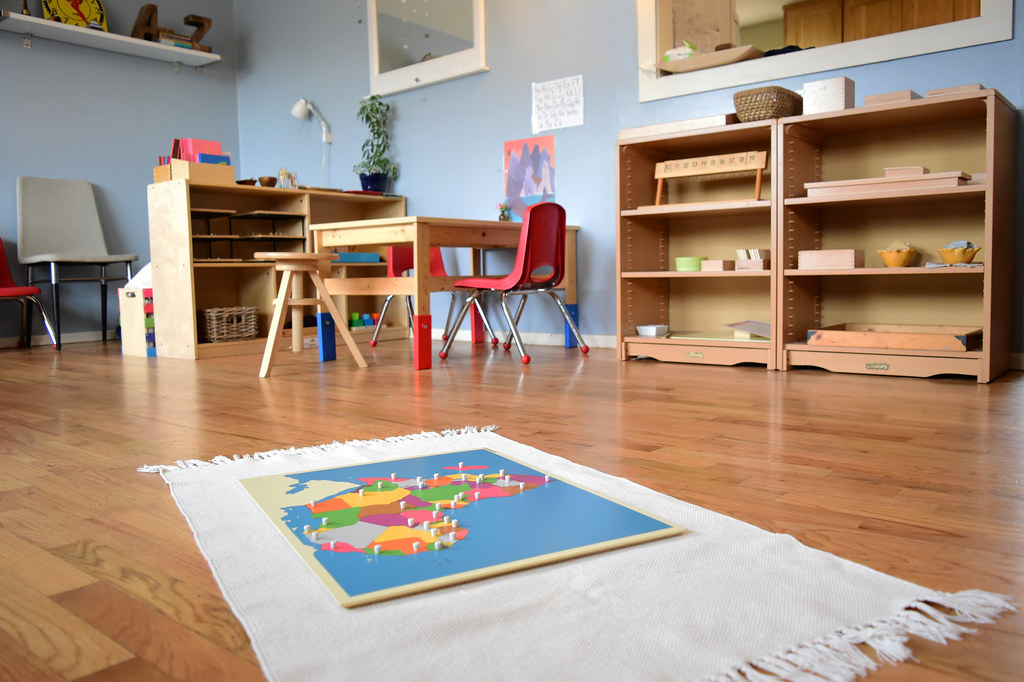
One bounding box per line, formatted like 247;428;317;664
359;173;388;193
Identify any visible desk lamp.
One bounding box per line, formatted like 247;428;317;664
291;97;333;186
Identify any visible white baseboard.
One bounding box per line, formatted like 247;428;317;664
0;330;108;349
433;327;616;349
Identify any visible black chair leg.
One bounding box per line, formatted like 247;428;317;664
49;262;62;350
100;277;108;342
22;298;32;347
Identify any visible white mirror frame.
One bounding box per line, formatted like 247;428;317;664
369;0;488;96
637;0;1013;102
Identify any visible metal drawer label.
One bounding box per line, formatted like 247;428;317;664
865;362;890;371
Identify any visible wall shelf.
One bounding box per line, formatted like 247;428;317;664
0;11;220;67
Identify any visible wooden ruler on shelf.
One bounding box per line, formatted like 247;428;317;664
655;151;767;205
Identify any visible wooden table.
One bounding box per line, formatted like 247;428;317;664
311;216;579;370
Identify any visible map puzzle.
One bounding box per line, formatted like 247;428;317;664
241;448;685;606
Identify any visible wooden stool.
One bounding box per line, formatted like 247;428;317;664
255;252;367;377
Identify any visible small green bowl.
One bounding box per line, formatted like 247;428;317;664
675;256;707;272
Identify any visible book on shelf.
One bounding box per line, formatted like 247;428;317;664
197;153;232;166
172;138;223;163
159;31;194;49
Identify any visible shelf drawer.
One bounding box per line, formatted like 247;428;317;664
786;348;981;379
624;340;771;367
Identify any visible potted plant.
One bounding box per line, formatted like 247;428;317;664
353;95;398;192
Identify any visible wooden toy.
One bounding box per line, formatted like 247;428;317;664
797;249;864;269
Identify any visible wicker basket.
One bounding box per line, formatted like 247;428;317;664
202;306;258;343
733;86;803;122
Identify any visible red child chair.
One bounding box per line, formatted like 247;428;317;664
369;246;498;347
438;202;588;364
0;238;56;348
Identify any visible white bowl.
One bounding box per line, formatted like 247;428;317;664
636;324;668;337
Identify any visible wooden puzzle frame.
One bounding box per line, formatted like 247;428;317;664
241;448;686;607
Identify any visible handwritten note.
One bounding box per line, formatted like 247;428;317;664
531;75;584;134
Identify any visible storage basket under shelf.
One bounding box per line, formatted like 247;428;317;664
202;306;258;343
733;86;802;121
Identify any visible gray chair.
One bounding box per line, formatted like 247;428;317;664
16;177;138;350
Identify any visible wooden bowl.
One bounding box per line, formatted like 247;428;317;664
236;178;257;186
877;248;916;267
937;246;980;264
258;176;278;187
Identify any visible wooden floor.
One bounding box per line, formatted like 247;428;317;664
1;339;1022;681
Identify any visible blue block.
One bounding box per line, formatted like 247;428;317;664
332;252;382;263
317;312;336;362
563;303;579;348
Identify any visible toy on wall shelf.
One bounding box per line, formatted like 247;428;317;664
130;4;211;52
42;0;107;30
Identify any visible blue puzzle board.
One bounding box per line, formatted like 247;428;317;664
240;448;686;606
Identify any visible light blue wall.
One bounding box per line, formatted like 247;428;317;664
0;0;237;339
236;1;1024;351
4;0;1023;354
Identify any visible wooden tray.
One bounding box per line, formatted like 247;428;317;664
806;324;982;352
804;170;970;197
659;45;763;74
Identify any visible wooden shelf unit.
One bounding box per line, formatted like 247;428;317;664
616;88;1014;382
147;180;406;359
0;10;221;67
777;88;1014;382
616;120;778;369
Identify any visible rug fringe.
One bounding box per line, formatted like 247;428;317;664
136;425;498;473
703;589;1015;682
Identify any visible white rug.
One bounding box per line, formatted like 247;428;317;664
142;427;1013;682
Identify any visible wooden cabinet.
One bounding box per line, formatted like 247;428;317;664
784;0;844;48
782;0;981;47
843;0;902;40
147;180;406;359
616;121;777;369
902;0;980;30
616;88;1015;382
777;88;1014;382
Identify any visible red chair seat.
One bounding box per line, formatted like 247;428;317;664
0;284;42;298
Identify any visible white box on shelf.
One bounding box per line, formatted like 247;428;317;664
802;77;854;115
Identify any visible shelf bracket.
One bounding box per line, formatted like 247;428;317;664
21;32;31;48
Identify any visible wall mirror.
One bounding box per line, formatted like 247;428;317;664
369;0;488;96
637;0;1013;102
